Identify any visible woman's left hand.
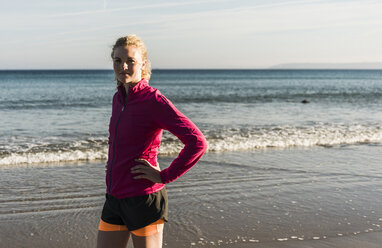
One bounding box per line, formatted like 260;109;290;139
131;159;163;183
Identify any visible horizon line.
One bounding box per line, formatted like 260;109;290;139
2;68;382;71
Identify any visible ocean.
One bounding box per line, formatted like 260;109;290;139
1;69;382;247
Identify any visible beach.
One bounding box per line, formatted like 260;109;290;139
1;146;381;247
1;69;382;247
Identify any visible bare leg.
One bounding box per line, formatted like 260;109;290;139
97;230;130;248
131;223;164;248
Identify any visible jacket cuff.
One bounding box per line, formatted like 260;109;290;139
159;169;172;184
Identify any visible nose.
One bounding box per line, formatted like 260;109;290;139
122;62;128;70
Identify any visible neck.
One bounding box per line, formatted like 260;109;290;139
123;82;138;93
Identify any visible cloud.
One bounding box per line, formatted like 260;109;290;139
2;0;382;68
46;0;217;18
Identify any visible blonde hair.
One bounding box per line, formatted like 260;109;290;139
111;35;152;85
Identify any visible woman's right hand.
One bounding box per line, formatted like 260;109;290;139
131;159;163;183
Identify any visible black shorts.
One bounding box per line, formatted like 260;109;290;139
100;188;168;231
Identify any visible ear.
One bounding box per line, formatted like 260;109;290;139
140;59;147;71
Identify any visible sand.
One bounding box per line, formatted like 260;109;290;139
1;147;382;247
1;208;381;247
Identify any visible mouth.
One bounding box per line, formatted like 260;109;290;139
120;72;130;77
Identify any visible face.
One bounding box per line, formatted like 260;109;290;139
113;45;146;84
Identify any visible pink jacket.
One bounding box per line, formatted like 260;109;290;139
106;79;208;198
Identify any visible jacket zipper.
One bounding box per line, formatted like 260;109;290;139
108;91;129;193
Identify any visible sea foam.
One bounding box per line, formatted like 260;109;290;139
1;123;381;166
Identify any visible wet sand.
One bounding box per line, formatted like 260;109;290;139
1;204;381;248
1;146;382;247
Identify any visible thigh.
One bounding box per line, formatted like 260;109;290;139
131;222;164;248
97;230;130;248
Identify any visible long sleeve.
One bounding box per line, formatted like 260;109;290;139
153;94;208;184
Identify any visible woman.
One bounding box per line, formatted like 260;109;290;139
97;35;208;248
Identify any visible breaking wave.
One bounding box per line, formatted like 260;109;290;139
1;123;381;166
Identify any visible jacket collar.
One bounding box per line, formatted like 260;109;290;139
129;78;149;93
117;78;149;102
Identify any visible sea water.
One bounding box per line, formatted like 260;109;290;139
1;69;382;165
1;70;381;247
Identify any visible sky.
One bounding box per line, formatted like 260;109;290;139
1;0;382;69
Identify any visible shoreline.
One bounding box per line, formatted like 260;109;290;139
1;208;381;248
1;146;382;247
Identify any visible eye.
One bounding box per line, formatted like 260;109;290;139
113;58;121;63
128;59;136;64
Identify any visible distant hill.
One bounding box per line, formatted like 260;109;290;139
270;62;382;69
